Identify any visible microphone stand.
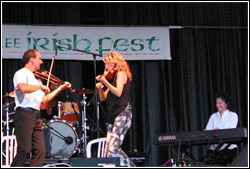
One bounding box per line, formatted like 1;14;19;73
44;123;73;144
87;88;106;138
57;45;102;139
92;54;100;138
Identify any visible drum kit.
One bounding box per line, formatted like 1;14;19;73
2;88;99;159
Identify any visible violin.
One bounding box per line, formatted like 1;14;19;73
34;69;84;95
33;69;65;86
33;70;65;110
103;68;117;82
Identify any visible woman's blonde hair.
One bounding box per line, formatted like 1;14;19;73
103;52;132;81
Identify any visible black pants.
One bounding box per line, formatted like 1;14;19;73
204;148;238;166
11;108;46;167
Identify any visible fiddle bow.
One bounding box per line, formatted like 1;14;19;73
46;56;55;86
100;40;117;82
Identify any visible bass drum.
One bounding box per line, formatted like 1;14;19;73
43;120;78;159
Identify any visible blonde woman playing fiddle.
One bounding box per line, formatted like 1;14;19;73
96;52;135;167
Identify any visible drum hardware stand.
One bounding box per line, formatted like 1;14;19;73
54;101;63;119
4;103;10;136
79;88;89;157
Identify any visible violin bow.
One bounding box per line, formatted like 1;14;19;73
110;40;115;54
102;40;115;75
46;56;55;87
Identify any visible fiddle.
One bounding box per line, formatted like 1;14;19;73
34;69;85;95
102;68;117;82
33;69;65;86
33;70;64;110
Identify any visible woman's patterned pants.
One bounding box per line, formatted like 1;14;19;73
106;106;136;167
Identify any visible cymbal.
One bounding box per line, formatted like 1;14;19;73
40;100;56;110
2;91;15;98
71;89;94;95
2;101;15;109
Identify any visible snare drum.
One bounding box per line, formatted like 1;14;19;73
43;120;78;159
60;102;80;124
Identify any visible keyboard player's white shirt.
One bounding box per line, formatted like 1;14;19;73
205;109;238;150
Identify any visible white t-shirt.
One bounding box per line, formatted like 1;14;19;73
13;68;44;110
205;109;238;150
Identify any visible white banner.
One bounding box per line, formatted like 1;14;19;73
2;25;171;60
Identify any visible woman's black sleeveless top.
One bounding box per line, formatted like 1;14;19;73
106;74;131;124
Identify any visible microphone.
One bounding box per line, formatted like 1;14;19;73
57;39;72;50
64;136;73;144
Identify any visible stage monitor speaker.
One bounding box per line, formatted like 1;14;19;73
231;146;248;167
70;157;120;167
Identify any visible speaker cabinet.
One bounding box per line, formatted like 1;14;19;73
70;157;120;167
231;146;248;167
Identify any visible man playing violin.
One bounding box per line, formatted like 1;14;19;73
11;49;72;167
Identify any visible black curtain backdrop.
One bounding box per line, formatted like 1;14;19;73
1;2;248;166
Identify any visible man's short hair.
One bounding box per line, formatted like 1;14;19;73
23;49;39;65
